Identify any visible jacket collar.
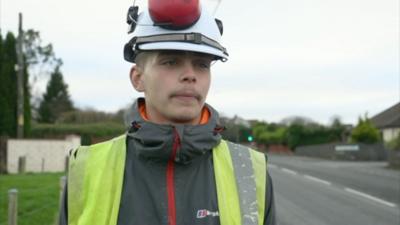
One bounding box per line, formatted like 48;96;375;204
127;98;223;164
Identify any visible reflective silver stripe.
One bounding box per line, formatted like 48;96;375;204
227;142;258;225
135;32;228;55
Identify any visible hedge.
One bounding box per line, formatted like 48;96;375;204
29;122;126;144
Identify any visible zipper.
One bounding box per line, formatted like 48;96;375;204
167;128;181;225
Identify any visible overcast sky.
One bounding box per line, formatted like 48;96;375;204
1;0;399;125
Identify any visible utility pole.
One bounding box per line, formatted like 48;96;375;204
16;13;25;138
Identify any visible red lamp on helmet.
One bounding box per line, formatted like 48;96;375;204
148;0;201;29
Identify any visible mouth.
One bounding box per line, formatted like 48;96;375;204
170;91;201;102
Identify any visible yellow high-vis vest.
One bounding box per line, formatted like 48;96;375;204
68;135;267;225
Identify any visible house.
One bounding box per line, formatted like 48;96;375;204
371;102;400;143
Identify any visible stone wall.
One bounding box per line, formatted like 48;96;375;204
296;142;387;161
6;135;80;174
388;150;400;168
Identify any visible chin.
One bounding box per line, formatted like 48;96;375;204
169;110;200;124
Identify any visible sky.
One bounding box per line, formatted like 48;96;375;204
1;0;399;125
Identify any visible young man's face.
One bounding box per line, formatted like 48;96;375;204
130;50;214;125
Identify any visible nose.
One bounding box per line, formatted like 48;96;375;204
179;60;196;83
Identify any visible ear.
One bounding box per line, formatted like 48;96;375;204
129;65;145;92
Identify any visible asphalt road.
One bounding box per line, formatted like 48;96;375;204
267;154;400;225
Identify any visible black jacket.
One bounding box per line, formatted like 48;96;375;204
59;99;276;225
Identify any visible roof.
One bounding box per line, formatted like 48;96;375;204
371;102;400;129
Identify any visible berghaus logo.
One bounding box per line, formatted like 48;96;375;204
196;209;219;218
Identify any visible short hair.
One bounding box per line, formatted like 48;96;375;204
135;51;158;72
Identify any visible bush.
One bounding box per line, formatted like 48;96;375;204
58;109;123;124
351;115;380;144
251;120;345;150
284;123;341;150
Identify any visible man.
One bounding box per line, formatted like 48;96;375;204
60;1;276;225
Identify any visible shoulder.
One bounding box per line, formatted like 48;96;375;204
222;139;267;158
69;134;126;159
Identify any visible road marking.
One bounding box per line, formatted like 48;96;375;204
268;164;277;169
344;188;397;208
281;168;297;175
303;175;331;186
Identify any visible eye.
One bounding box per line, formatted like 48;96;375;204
195;60;211;70
160;58;178;66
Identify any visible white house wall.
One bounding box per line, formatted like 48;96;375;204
383;128;400;143
7;136;80;174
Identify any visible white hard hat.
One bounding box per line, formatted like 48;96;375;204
123;2;228;63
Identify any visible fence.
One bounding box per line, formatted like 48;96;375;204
0;176;66;225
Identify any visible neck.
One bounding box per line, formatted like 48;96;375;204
138;99;210;125
147;113;201;126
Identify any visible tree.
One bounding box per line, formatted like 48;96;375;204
0;28;62;137
219;116;252;143
329;116;347;142
0;33;18;137
38;66;74;123
284;123;305;150
23;29;61;77
280;116;316;126
23;29;62;119
282;117;348;150
252;122;287;146
0;33;10;136
351;114;380;144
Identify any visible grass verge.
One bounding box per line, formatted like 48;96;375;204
0;172;65;225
